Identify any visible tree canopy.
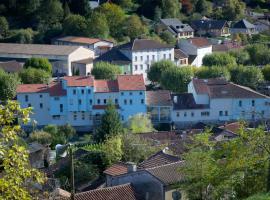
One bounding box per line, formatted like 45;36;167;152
195;66;231;80
147;60;175;83
24;57;52;74
19;68;51;84
126;113;155;134
203;53;237;67
91;62;121;80
0;69;20;101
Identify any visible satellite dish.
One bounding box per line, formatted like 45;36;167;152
55;144;69;158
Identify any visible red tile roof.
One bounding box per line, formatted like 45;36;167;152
75;184;139;200
146;90;172;106
94;80;119;93
56;36;113;45
103;162;129;176
63;76;94;87
188;37;211;47
117;75;145;91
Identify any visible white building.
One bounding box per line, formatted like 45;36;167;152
171;78;270;128
0;43;94;76
178;37;212;67
53;36;114;57
16;75;146;131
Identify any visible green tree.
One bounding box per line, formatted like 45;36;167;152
147;60;175;83
63;14;88;36
124;14;148;40
222;0;246;21
195;66;231;80
88;12;109;38
6;28;35;44
0;101;45;199
203;53;237;67
97;3;125;38
24;57;52;74
245;44;270;65
229;50;250;65
91;62;121;80
94;101;124;143
160;66;194;93
112;0;134;10
29;130;52;145
159;31;176;45
127;113;155;134
161;0;181;18
19;68;51;84
229;65;264;89
0;69;20;101
262;65;270;81
0;16;9;38
195;0;212;16
69;0;90;16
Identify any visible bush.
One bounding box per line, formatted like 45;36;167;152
24;57;52;73
29;131;52;145
203;53;237;67
19;68;51;84
262;65;270;81
91;62;121;80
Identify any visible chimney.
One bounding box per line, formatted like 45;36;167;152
126;162;137;173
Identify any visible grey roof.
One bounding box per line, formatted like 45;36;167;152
28;142;45;153
191;20;228;30
146;161;184;185
0;43;83;56
119;39;173;51
94;47;131;64
161;18;194;33
146;90;172;106
232;19;255;29
172;93;208;110
174;49;188;59
0;60;23;72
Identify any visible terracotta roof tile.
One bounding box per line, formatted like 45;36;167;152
63;76;94;87
117;75;145;91
146;90;172;106
75;183;139;200
0;61;23;73
103;162;128;176
94;80;119;93
187;37;211;47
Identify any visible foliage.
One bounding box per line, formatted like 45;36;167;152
24;58;52;74
195;66;231;80
0;69;20;101
69;0;91;16
222;0;246;21
121;133;159;163
29;131;52;145
94;101;124;143
0;101;45;199
195;0;212;16
245;44;270;65
161;0;181;18
5;28;35;44
244;193;270;200
126;113;155;134
0;16;8;38
159;31;176;46
202;53;237;67
63;14;88;36
262;65;270;81
229;50;250;65
19;68;51;84
229;65;264;89
112;0;135;10
91;62;121;80
147;60;175;83
160;66;194;93
88;12;109;39
124;14;148;40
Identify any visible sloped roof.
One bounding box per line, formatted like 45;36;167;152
94;47;131;64
191;20;228;30
172;93;208;110
94;80;119;93
103;162;129;176
187;37;211;47
146;161;184;185
174;49;188;59
192;78;269;99
55;36;113;45
0;60;23;73
233;19;255;29
0;43;83;56
161;18;194;33
63;76;94;87
138;150;180;169
120;39;173;51
212;44;229;52
146;90;172;106
117;75;146;91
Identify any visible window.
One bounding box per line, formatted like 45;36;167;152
104;99;107;104
89;99;92;105
130;99;133;105
169;54;172;59
239;100;242;107
147;64;150;71
129;92;133;95
122;115;124;121
73;114;77;120
191;112;194;117
121;92;124;96
28;104;31;107
97;99;100;104
115;99;118;104
219;111;223;116
184;112;187;117
60;104;63;112
140;56;143;61
252;100;255;106
135;56;137;61
40;103;43;109
53;115;60;120
135;65;138;70
70;99;73;105
141;99;144;104
225;111;228;116
163;54;166;59
25;95;28;102
147;55;149;61
78;99;82;105
88;89;91;94
81;89;84;94
139;92;143;95
73;89;76;95
124;99;127;105
176;112;180;117
82;112;85;120
262;110;265;116
39;94;43;98
201;111;210;116
54;97;59;101
140;65;143;70
152;55;155;60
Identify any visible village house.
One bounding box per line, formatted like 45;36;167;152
191;20;230;37
16;75;146;131
0;43;94;76
230;19;258;35
0;60;23;73
178;37;212;67
158;18;194;39
174;49;188;66
53;36;114;57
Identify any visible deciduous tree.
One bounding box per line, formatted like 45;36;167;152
19;68;51;84
203;52;237;67
0;69;20;101
147;60;175;83
24;57;52;73
63;14;88;36
126;113;155;134
91;62;121;80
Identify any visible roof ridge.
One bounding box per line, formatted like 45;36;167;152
146;160;184;171
230;82;269;98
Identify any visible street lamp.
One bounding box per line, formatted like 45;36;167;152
55;143;75;200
